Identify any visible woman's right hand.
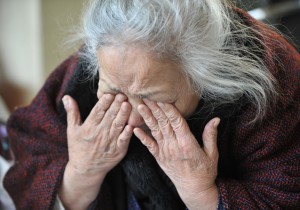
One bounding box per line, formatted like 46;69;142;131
59;94;133;210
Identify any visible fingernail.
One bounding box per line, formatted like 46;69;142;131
125;125;132;132
105;94;114;100
213;118;221;128
121;102;130;111
137;104;147;114
116;94;126;102
62;96;69;109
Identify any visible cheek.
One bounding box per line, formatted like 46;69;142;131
174;101;188;117
97;81;111;99
174;97;199;118
97;84;109;99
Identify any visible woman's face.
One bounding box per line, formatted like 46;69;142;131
97;46;200;129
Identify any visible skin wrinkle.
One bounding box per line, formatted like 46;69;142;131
77;44;219;209
97;45;200;128
99;47;182;92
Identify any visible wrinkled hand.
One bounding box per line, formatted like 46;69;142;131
133;99;220;209
59;94;133;209
64;93;133;176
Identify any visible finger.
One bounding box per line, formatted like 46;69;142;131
157;102;190;139
85;94;115;125
202;118;220;157
116;125;133;151
62;95;82;128
143;100;175;139
137;104;163;141
110;102;131;137
100;94;127;128
134;128;159;157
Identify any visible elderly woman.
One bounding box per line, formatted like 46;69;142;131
4;0;300;209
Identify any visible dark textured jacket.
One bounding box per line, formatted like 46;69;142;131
3;9;300;210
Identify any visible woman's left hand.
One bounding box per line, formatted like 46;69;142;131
133;99;220;210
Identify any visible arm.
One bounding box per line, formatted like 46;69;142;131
3;56;78;209
58;94;133;210
217;101;300;209
215;15;300;208
133;88;299;209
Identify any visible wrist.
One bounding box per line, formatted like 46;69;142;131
182;184;219;210
58;162;107;210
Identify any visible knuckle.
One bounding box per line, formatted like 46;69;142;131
123;129;132;137
144;117;152;124
152;108;161;119
95;110;106;120
206;128;217;139
156;115;167;125
151;129;160;137
165;129;175;138
145;117;156;127
94;102;104;113
118;133;130;144
100;94;114;106
113;121;125;130
160;120;169;130
144;139;152;146
166;108;176;117
108;112;117;120
172;117;183;129
81;127;97;142
152;108;161;116
146;143;157;156
118;137;127;142
83;134;95;142
180;142;191;155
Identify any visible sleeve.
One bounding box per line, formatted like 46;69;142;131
216;30;300;209
3;55;78;209
217;103;300;209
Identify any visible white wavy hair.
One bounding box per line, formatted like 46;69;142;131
78;0;278;122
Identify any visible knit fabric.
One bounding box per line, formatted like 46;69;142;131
3;9;300;210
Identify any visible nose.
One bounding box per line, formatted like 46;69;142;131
127;109;144;127
127;97;145;127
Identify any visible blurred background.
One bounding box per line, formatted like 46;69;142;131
0;0;85;116
0;0;299;116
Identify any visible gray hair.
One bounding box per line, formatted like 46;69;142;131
79;0;278;122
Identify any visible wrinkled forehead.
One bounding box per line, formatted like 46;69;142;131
97;46;150;75
96;46;184;87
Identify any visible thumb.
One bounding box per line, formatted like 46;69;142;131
62;95;82;128
202;117;220;157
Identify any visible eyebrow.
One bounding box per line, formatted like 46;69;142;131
100;78;157;98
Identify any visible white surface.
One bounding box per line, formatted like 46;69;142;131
0;156;15;210
0;0;43;93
